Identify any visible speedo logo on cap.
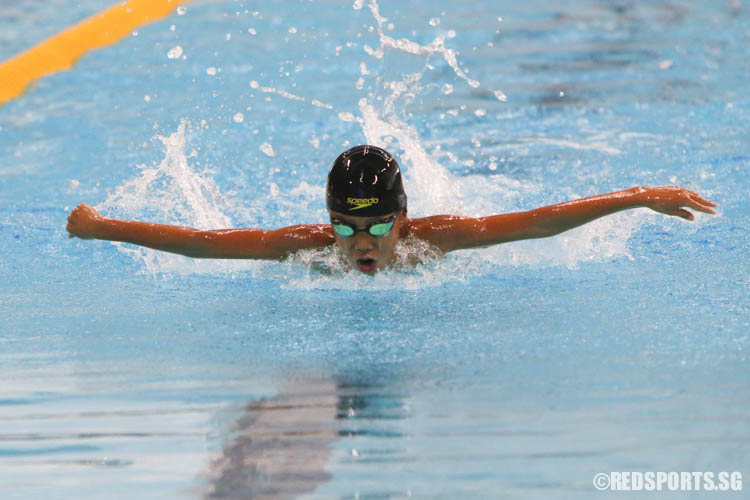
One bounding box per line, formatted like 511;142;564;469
347;197;379;210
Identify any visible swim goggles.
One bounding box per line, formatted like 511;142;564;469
330;216;396;238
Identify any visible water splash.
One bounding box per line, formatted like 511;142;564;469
362;0;479;89
96;121;257;275
249;80;333;109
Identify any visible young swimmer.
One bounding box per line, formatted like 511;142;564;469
66;144;718;274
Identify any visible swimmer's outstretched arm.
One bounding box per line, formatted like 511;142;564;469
66;204;335;259
414;186;717;252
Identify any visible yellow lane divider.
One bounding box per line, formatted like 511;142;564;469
0;0;189;107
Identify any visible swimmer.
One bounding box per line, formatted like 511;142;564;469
66;144;718;274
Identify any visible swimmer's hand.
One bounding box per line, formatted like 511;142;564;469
66;203;105;239
637;186;718;221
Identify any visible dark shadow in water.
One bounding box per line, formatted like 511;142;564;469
201;374;409;499
201;379;338;499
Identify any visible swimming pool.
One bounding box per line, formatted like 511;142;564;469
1;0;748;498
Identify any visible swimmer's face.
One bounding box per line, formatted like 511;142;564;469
329;210;407;275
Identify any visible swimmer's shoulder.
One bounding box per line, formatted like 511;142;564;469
405;215;474;253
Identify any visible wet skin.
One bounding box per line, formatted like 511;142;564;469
67;186;718;275
328;210;408;275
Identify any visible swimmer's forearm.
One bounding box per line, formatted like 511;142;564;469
509;186;649;238
93;218;334;259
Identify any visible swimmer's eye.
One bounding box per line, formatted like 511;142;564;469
368;220;394;237
332;223;355;237
331;217;395;238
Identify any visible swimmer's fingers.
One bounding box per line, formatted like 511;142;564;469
66;207;79;238
670;208;695;221
66;203;102;239
686;192;718;213
645;187;718;221
687;190;718;206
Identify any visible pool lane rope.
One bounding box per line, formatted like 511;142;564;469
0;0;189;107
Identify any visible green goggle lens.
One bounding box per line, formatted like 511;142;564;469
368;221;394;237
332;220;395;238
332;224;355;237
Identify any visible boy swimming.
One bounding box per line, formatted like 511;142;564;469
66;145;717;274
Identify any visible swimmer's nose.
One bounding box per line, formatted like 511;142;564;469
353;232;375;252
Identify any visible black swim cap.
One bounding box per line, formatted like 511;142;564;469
326;145;407;217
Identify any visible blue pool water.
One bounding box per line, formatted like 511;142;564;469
1;1;749;498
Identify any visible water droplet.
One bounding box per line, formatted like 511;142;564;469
169;24;176;32
233;113;244;123
144;95;151;102
177;6;186;15
206;67;217;76
441;84;453;95
337;112;358;122
248;28;256;35
225;33;232;41
167;46;183;59
493;89;507;102
447;30;456;38
249;80;259;88
288;27;297;34
474;109;486;117
260;143;276;157
429;18;440;26
69;179;80;189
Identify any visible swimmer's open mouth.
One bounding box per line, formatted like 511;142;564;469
356;258;377;273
